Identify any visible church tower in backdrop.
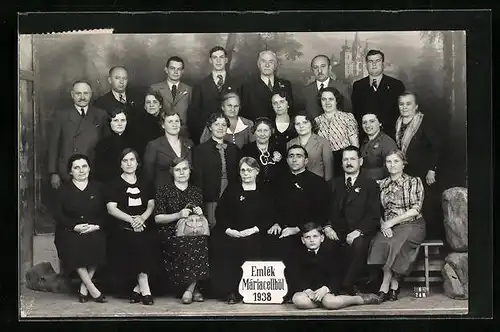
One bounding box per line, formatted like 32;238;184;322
337;32;369;83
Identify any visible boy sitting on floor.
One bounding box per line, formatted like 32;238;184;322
291;222;382;309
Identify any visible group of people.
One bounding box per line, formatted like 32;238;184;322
48;45;441;310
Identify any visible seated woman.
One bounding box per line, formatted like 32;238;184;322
192;112;240;228
367;149;426;302
105;148;156;305
241;117;285;191
199;92;254;149
210;157;276;304
314;87;359;178
395;91;442;240
154;157;210;304
291;222;381;310
94;107;134;183
287;111;333;182
53;154;107;303
143;112;194;190
360;112;398;181
271;90;297;153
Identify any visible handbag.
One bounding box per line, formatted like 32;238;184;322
175;203;210;237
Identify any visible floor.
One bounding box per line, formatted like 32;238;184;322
20;234;468;318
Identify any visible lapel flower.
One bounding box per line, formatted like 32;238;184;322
272;151;282;162
240;195;245;201
182;91;188;96
373;142;380;149
90;195;95;199
278;81;285;89
227;86;232;91
387;85;390;90
129;100;135;106
354;187;361;193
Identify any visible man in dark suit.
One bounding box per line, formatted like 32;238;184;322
150;56;192;138
324;145;381;295
240;50;293;121
93;66;143;117
301;54;352;119
188;46;241;144
48;80;108;189
351;49;405;140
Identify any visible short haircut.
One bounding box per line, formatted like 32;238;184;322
144;89;165;108
108;107;128;122
166;56;185;70
252;117;274;134
342;145;361;158
221;92;240;105
159;111;182;127
258;50;278;62
72;79;92;89
120;148;141;167
300;222;324;236
287;144;309;159
67;153;90;174
206;111;230;130
398;91;419;105
386;148;408;165
169;156;192;173
209;46;227;57
293;111;318;134
271;89;293;110
310;54;331;68
317;86;345;112
239;156;261;172
108;66;127;77
366;49;385;62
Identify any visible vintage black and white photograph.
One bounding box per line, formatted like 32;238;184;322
19;22;472;318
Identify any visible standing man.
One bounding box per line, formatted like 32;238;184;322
351;50;405;140
48;80;108;188
324;146;381;295
240;50;293;121
302;54;352;119
93;66;143;117
188;46;241;144
150;56;192;138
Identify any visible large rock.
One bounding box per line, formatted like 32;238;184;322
442;253;468;299
441;187;468;251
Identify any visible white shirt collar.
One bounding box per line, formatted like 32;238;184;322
167;81;180;90
112;90;126;102
212;71;226;83
345;171;360;185
308;248;319;254
260;75;274;86
227;117;249;134
74;105;89;115
316;77;330;90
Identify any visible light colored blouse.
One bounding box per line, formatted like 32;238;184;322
287;133;334;181
315;111;358;151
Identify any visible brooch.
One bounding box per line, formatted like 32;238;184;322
240;195;245;201
387;85;390;90
278;82;285;89
354;187;361;193
90;195;95;199
272;151;282;162
373;143;379;149
227;86;232;90
294;183;302;190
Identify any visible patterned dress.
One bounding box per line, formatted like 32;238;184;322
154;183;209;293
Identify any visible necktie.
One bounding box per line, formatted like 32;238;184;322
346;177;353;191
119;94;126;104
372;79;378;91
320;83;324;91
80;108;86;118
216;75;224;90
267;78;273;91
171;84;177;100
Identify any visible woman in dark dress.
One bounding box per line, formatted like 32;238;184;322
154;157;210;304
210;157;276;304
94;108;135;183
105;148;156;305
271;90;297;153
367;149;426;302
395;91;442;239
360;112;398;181
128;90;165;159
241;117;285;192
54;154;107;303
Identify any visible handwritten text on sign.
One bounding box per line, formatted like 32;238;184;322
239;261;288;304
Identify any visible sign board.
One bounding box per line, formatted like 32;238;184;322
238;261;288;304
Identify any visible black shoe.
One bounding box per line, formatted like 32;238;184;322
142;295;154;305
78;293;89;303
359;293;383;305
227;293;238;305
92;294;107;303
376;291;389;302
129;291;142;304
388;287;400;301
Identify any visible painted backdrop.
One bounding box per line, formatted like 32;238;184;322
31;31;467;233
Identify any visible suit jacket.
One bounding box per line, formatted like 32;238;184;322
150;81;192;138
287;134;334;181
328;171;381;239
301;78;353;119
291;245;342;294
142;135;194;189
351;74;405;140
240;76;294;121
192;139;240;203
187;73;241;144
93;89;144;117
47;106;108;179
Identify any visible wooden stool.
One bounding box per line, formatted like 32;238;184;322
404;240;444;293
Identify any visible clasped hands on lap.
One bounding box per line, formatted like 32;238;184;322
267;224;300;238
